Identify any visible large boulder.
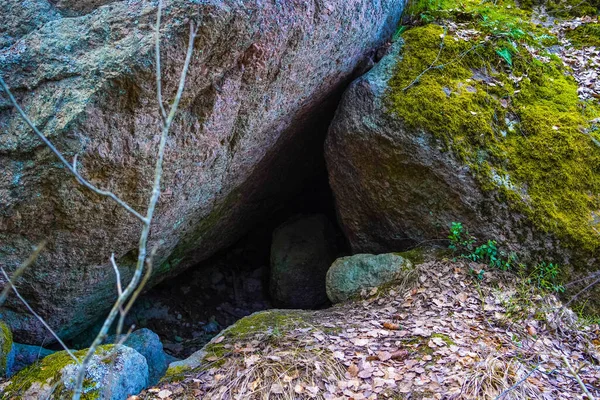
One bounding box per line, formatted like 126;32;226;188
0;0;405;342
105;328;167;386
325;8;600;308
270;214;337;308
1;344;148;399
326;253;413;304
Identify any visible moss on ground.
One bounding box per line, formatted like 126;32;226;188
566;23;600;48
162;365;190;383
388;1;600;254
162;310;312;383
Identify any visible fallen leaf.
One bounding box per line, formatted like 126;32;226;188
271;384;284;394
391;349;409;360
348;364;359;377
213;336;224;344
383;322;400;330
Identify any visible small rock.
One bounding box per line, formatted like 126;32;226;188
105;328;167;386
326;253;414;304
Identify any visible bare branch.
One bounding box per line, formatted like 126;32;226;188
0;241;46;306
0;267;78;364
493;364;539;400
110;254;123;298
562;355;595;400
0;77;146;223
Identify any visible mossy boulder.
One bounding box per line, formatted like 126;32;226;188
0;321;14;377
270;215;338;308
326;253;414;303
325;1;600;309
1;344;148;400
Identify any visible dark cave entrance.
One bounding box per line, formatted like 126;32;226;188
122;173;349;359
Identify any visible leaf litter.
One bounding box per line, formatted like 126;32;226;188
139;259;600;399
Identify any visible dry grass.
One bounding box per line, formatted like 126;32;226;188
460;354;542;400
201;345;345;400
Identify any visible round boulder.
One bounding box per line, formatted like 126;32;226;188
105;328;167;386
270;215;337;308
326;253;414;304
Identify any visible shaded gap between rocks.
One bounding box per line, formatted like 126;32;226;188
114;173;349;359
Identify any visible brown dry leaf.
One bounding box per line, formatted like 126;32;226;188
213;335;224;344
383;322;400;331
348;364;359;377
245;354;260;368
527;325;537;336
250;378;261;391
157;390;172;399
391;349;409;360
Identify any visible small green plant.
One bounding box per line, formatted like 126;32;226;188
448;222;475;252
448;222;516;271
529;262;565;293
448;222;562;292
495;47;513;66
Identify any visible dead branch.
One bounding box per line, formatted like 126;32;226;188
562;355;596;399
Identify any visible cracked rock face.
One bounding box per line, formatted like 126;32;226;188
0;0;404;342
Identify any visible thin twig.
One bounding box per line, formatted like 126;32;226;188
563;275;600;309
0;267;78;364
562;355;596;400
0;241;46;306
402;26;447;91
493;364;539;400
110;254;123;298
0;77;146;223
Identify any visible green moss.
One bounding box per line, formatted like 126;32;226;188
395;248;426;265
162;365;191;383
224;310;308;339
3;345;115;399
387;6;600;256
0;321;13;376
431;332;456;346
566;23;600;47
